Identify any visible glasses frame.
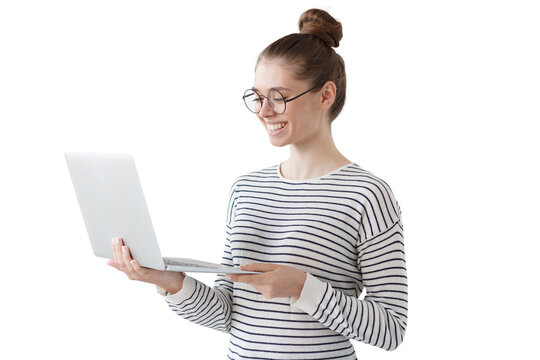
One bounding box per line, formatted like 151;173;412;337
243;82;325;114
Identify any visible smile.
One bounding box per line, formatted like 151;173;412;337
267;123;286;130
266;122;288;136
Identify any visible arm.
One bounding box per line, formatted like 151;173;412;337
158;182;238;333
290;215;408;351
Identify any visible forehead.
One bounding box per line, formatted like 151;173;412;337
253;59;303;92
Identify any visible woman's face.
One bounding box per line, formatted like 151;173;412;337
253;59;325;147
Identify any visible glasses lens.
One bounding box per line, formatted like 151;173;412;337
243;89;261;113
269;90;285;114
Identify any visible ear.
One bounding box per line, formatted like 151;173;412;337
319;81;336;110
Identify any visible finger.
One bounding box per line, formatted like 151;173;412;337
106;259;119;269
240;262;278;272
117;237;128;268
112;237;123;269
122;245;135;273
227;274;240;282
129;259;145;276
228;273;264;285
114;238;125;269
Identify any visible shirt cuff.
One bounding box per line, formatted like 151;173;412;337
156;275;197;305
289;273;329;315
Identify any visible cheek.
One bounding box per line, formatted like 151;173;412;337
291;113;312;130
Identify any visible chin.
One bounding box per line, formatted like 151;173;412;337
269;138;289;147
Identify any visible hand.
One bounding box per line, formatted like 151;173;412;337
228;263;307;301
106;237;185;294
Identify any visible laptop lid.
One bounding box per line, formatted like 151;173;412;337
65;152;166;270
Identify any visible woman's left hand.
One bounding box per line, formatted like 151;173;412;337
228;263;307;302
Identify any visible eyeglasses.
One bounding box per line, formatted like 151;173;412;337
242;83;324;114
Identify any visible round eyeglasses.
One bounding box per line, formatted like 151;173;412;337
242;83;324;114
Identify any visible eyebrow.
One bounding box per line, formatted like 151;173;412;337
252;86;291;92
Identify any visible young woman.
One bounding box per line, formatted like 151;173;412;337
108;8;408;359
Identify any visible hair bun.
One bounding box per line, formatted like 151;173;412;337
298;8;343;48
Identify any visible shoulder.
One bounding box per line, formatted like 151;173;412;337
345;164;402;238
344;163;399;202
227;164;279;194
231;164;279;186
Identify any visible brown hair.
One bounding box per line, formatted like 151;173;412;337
256;8;346;122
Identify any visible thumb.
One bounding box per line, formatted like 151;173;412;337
241;262;277;272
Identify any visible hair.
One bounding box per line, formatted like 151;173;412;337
256;8;346;122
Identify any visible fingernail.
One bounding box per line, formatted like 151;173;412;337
122;246;126;253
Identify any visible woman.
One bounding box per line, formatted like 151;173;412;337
108;8;408;359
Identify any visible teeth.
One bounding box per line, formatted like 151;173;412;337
267;123;286;130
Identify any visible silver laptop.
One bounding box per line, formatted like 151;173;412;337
65;152;259;274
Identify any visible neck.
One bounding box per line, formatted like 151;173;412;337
281;123;351;180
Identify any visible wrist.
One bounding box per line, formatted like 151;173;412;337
158;272;185;295
294;272;307;300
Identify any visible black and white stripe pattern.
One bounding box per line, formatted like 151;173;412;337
164;162;407;358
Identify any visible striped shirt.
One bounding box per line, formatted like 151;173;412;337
161;162;408;359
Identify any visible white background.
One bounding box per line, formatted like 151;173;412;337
1;0;539;358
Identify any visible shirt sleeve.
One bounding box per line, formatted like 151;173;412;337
157;181;239;334
290;185;408;351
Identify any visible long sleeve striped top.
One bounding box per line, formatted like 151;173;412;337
160;162;408;359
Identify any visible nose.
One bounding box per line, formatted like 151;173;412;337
259;97;275;117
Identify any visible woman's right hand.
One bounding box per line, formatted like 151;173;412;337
106;237;185;294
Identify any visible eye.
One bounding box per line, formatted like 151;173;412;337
244;92;261;102
269;92;285;103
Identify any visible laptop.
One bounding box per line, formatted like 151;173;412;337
65;152;259;274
